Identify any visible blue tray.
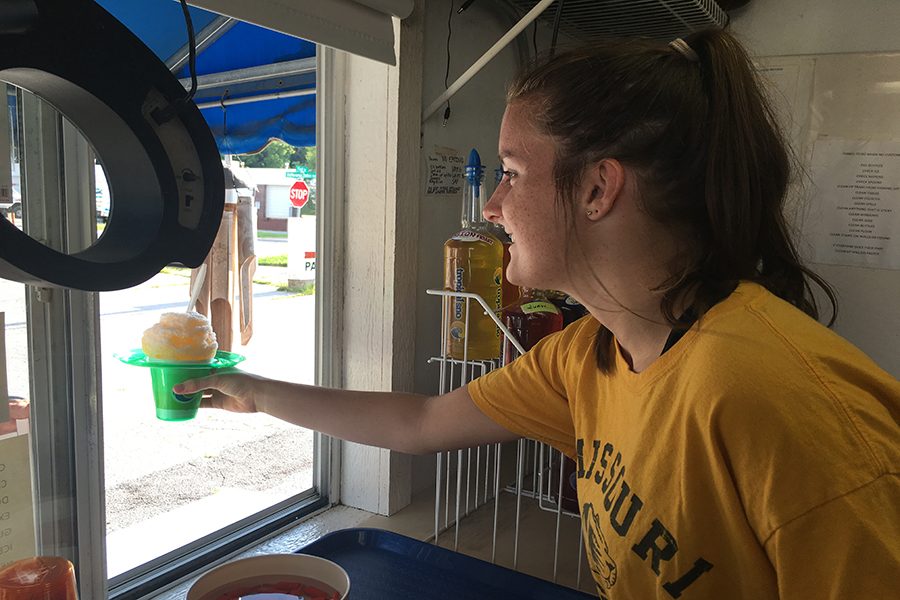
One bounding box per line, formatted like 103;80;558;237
297;528;597;600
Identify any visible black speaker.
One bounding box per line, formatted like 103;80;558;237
0;0;224;290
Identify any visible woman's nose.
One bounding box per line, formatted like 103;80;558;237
483;184;505;224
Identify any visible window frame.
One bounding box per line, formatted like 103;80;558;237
12;45;339;598
18;87;107;598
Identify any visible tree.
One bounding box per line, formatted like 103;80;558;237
235;139;294;168
301;146;316;172
235;139;316;172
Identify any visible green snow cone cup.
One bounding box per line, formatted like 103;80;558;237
115;350;246;422
149;364;211;421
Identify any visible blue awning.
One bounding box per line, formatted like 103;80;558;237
96;0;316;154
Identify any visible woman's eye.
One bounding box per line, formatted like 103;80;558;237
502;170;517;180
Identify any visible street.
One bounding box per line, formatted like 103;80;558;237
254;235;288;259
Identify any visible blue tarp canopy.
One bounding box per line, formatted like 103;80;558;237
96;0;316;154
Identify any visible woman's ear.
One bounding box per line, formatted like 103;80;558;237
584;159;626;221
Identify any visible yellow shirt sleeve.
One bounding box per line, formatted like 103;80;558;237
468;318;595;459
764;472;900;599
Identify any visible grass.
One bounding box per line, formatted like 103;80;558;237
257;231;288;239
278;281;315;295
258;254;287;267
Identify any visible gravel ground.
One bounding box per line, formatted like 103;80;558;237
106;427;313;532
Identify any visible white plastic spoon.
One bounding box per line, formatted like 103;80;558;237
186;263;208;313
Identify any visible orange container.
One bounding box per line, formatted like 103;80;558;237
0;556;78;600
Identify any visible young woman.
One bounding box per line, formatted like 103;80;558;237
178;28;900;599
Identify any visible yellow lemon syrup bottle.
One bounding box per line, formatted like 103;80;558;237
443;149;504;361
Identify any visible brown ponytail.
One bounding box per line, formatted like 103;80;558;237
687;29;835;321
507;29;837;372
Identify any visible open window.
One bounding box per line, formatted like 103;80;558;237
0;2;335;597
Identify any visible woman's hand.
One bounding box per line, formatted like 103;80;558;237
174;371;267;414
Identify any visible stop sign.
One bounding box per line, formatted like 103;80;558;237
289;180;310;208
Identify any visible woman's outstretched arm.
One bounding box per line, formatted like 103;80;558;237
175;373;519;455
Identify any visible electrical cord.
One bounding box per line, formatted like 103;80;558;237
443;0;453;125
178;0;198;101
152;0;198;123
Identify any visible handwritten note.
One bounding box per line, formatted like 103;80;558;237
425;146;464;197
807;138;900;270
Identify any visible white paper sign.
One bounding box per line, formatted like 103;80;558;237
807;138;900;269
0;313;36;567
0;434;37;568
756;59;814;157
425;146;464;197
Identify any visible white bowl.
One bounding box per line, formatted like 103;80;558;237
187;553;350;600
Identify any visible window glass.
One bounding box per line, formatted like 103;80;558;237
1;84;81;579
1;83;35;570
100;157;319;580
1;81;323;595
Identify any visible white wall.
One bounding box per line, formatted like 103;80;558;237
732;0;900;377
412;1;556;397
413;2;518;390
410;2;561;492
327;3;424;514
730;0;900;56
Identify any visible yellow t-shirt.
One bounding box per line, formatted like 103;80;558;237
469;282;900;599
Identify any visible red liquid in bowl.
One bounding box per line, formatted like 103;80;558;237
204;576;341;600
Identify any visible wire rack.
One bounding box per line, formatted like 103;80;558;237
426;289;588;587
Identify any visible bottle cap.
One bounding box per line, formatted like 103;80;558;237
0;556;78;600
465;148;484;185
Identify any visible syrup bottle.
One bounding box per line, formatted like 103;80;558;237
0;556;79;600
502;288;563;364
443;149;504;361
547;291;589;328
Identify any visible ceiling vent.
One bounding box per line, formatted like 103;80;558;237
503;0;728;41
